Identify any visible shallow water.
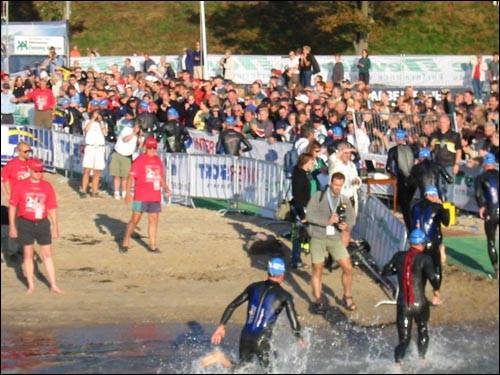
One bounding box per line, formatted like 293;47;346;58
1;318;498;374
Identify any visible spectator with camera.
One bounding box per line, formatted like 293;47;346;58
306;172;357;314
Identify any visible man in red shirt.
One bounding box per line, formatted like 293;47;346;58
15;79;56;129
1;141;32;201
120;137;172;254
9;158;62;295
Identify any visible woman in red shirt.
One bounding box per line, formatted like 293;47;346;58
8;158;62;295
120;137;172;254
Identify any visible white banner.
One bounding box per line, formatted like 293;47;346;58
14;35;65;56
188;154;236;200
71;54;492;87
163;153;190;197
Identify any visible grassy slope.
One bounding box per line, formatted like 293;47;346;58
69;1;498;55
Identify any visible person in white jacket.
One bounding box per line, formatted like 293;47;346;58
470;55;489;102
328;142;361;215
219;50;236;82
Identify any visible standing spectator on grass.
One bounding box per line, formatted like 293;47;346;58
143;53;156;73
15;78;56;129
299;46;319;89
70;45;81;58
110;123;141;200
121;58;136;77
470;55;488;102
9;158;62;295
120;137;172;254
219;49;236;82
332;54;344;84
488;52;499;86
193;41;203;79
80;110;108;198
285;50;300;90
357;49;371;85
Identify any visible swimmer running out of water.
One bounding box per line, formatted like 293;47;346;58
201;257;305;370
382;228;442;365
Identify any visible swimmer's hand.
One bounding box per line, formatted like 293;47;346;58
297;336;307;349
211;324;226;345
431;291;442;306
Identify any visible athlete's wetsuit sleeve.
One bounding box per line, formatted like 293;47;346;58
439;204;450;227
437;163;454;184
422;255;440;291
382;253;398;277
240;134;252;154
284;293;302;337
219;287;250;325
475;176;487;209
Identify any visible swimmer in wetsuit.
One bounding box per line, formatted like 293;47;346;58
382;228;442;365
202;257;304;370
216;116;252;156
386;129;416;230
475;153;499;279
408;148;454;200
410;185;450;289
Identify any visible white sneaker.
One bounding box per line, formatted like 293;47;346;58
121;191;127;199
114;191;121;200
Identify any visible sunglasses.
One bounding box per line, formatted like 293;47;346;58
22;149;33;154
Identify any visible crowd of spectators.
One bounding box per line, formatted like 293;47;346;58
0;45;498;165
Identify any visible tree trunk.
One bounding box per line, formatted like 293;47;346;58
353;1;371;55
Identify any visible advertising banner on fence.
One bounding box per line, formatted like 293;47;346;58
188;154;237;200
163;153;190;197
71;55;490;87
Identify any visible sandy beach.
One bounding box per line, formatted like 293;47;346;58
1;173;498;331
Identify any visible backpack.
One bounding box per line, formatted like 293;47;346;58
284;145;299;179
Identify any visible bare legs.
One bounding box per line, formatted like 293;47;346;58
81;168;102;195
23;244;62;294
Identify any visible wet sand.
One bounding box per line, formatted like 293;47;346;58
1;174;498;330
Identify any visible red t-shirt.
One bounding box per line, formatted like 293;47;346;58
10;178;57;221
27;88;56;111
473;64;481;80
1;158;30;190
130;154;164;202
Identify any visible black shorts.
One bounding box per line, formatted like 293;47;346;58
17;217;52;247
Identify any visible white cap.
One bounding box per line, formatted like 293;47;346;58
295;94;309;104
40;71;49;79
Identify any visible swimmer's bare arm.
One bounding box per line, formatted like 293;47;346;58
211;288;249;345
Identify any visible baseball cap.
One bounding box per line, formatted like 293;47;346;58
167;108;179;118
295;94;309;104
419;148;431;159
395;129;407;140
139;101;149;110
409;228;427;245
225;116;236;126
40;71;49;79
27;158;44;172
332;126;344;137
483;153;496;165
424;185;439;197
145;137;158;149
268;257;286;276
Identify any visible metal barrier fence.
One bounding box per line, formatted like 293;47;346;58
352;111;454;155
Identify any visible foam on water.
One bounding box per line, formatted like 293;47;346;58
1;319;498;374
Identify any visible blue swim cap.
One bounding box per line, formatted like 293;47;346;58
409;228;427;245
332;126;344;137
167;108;179;118
268;257;286;276
99;99;109;107
483;153;496;165
139;101;149;110
396;129;407;140
90;99;100;107
419;148;431;159
225;116;236;126
424;185;439;196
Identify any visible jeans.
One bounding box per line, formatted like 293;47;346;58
300;70;312;88
472;79;483;101
291;223;302;267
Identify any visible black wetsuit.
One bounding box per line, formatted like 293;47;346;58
219;279;301;368
386;144;415;230
410;199;450;288
382;249;440;363
475;169;499;271
216;129;252;156
408;159;454;200
159;120;191;153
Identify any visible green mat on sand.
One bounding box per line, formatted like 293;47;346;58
444;236;497;277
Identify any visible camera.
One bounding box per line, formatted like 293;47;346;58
336;203;347;224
